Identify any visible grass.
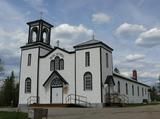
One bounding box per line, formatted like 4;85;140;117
0;111;28;119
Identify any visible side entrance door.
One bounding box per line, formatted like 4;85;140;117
51;87;63;103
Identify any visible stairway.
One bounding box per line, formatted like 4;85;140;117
29;103;85;108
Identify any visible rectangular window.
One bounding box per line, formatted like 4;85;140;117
142;88;144;96
126;83;128;95
132;85;134;96
27;54;31;66
137;86;139;96
106;53;108;68
85;52;90;67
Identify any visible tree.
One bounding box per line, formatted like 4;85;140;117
1;71;19;107
149;86;160;101
158;75;160;92
0;58;5;78
0;58;4;72
13;83;19;107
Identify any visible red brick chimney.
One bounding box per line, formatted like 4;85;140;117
132;70;137;81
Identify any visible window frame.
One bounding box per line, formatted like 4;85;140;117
137;86;139;96
142;87;144;96
126;83;128;95
85;52;90;67
118;81;120;93
25;78;31;93
27;54;31;66
55;56;60;70
106;53;109;68
132;85;134;96
84;72;92;91
60;59;64;70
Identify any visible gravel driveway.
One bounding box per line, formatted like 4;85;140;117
47;105;160;119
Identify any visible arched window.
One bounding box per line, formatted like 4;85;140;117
25;78;31;93
132;85;134;96
51;78;63;88
60;59;64;70
126;83;128;95
31;27;38;42
84;72;92;91
55;56;60;70
50;57;64;71
118;81;120;93
50;60;55;71
42;28;48;43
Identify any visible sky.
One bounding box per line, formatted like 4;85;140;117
0;0;160;86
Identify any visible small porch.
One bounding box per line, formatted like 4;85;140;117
104;75;129;106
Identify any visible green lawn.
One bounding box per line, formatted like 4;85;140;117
0;111;28;119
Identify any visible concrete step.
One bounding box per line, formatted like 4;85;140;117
29;103;86;108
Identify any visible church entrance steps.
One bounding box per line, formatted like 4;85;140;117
28;103;86;108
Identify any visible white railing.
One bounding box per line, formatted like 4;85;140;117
27;96;39;106
106;93;129;104
65;94;90;107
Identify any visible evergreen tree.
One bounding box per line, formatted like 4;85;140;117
0;58;4;72
150;86;157;101
3;71;15;106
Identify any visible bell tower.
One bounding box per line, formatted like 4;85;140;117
27;19;53;46
19;19;54;106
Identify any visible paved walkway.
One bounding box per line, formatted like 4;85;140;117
47;105;160;119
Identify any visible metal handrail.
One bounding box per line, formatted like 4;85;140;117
65;94;90;106
27;96;39;106
106;93;129;104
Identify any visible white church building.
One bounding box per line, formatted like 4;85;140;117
19;19;150;107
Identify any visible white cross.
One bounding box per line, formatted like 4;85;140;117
40;11;43;19
92;32;95;40
56;40;60;47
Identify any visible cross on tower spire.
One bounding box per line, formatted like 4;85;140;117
92;32;95;40
40;11;43;19
56;40;60;47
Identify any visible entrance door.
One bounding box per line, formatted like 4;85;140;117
51;88;62;103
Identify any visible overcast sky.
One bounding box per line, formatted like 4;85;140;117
0;0;160;85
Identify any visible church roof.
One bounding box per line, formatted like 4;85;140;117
43;70;68;86
73;39;113;51
74;39;101;47
105;75;115;85
113;71;150;87
27;19;54;27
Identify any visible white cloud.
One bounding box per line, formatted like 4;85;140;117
135;27;160;47
115;23;146;38
126;54;145;62
139;71;159;79
0;28;27;74
0;0;24;22
24;0;47;13
92;13;110;24
51;24;93;49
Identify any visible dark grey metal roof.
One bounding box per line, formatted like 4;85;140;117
105;75;115;85
73;39;113;51
113;71;150;87
43;70;68;86
74;40;101;47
